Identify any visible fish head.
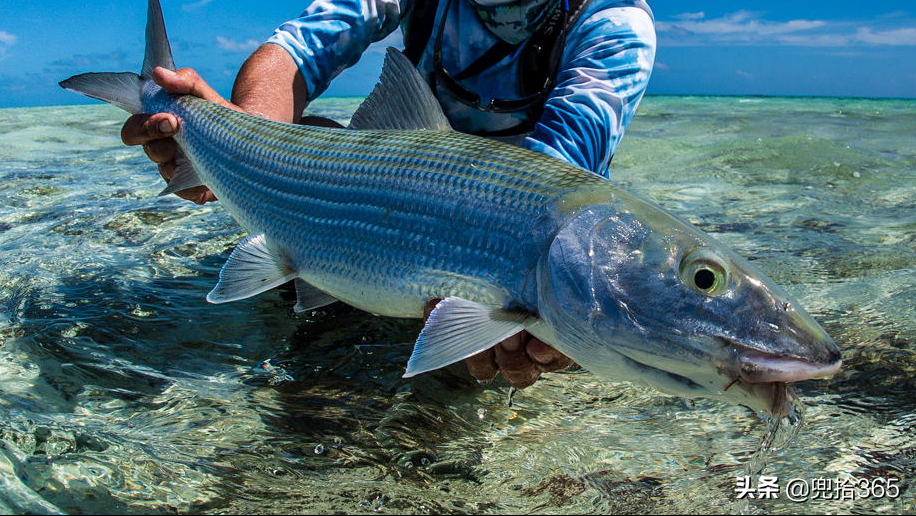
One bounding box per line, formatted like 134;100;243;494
537;191;841;415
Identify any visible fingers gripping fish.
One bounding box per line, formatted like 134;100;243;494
60;0;841;416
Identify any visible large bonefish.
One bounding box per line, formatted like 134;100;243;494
61;0;840;415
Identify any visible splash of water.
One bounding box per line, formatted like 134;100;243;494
745;386;806;478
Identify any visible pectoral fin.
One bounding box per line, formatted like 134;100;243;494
404;297;535;378
207;234;296;304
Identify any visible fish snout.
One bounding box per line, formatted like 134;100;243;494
733;298;842;384
718;330;839;416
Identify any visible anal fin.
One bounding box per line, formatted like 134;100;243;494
207;234;296;304
158;152;204;196
293;278;337;313
403;297;535;378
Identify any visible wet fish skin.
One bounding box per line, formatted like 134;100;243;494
59;0;842;416
147;89;581;318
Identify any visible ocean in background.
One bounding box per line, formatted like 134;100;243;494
0;96;914;514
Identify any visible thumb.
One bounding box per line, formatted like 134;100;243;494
152;67;238;111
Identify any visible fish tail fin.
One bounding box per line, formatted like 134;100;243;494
58;0;176;113
141;0;176;79
59;73;144;114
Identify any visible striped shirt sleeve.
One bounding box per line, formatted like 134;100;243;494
265;0;407;101
524;4;656;177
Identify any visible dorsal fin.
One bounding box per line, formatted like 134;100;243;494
142;0;176;79
348;47;452;131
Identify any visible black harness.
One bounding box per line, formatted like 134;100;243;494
402;0;653;136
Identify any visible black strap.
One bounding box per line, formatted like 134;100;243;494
520;0;654;94
518;0;589;98
453;39;520;81
511;0;652;135
403;0;440;65
403;0;654;136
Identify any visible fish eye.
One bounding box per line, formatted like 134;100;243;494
694;268;716;290
679;247;729;296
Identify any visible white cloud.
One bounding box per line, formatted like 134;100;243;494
657;11;826;42
0;30;16;59
657;11;916;47
674;12;705;21
877;11;912;20
216;36;260;53
183;0;216;11
736;69;755;80
854;27;916;46
776;33;850;47
0;30;16;46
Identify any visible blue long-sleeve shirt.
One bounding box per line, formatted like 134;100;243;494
266;0;655;177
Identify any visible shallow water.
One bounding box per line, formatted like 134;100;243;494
0;96;914;514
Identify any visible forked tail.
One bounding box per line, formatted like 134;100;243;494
58;0;175;114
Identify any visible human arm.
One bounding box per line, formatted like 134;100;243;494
524;4;657;177
265;0;405;102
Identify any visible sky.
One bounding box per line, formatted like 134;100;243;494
0;0;915;108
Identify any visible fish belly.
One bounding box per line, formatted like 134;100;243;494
162;97;598;317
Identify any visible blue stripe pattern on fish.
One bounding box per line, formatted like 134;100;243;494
155;88;604;316
59;0;842;418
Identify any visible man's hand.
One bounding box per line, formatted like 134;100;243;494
423;299;573;389
121;44;311;204
121;67;243;204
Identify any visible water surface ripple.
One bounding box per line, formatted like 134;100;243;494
0;97;914;514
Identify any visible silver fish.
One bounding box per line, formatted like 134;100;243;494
60;0;841;416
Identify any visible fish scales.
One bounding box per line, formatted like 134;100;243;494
155;95;599;316
59;0;841;415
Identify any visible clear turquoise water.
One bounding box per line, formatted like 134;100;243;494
0;96;914;514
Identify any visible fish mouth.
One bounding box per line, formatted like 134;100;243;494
734;347;842;384
605;336;840;417
741;381;792;418
727;340;841;417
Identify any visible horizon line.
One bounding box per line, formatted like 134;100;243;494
4;92;916;111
